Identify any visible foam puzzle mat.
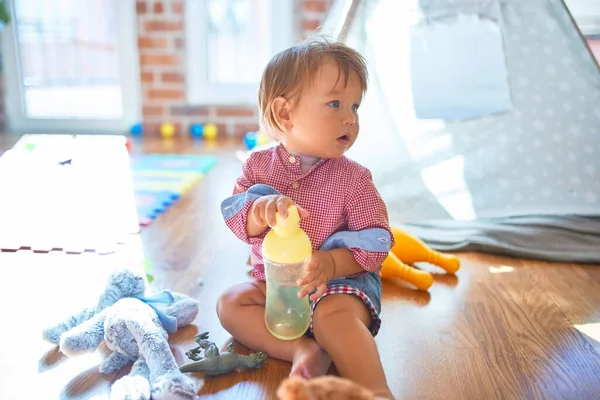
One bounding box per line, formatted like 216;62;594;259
0;134;217;254
131;154;218;225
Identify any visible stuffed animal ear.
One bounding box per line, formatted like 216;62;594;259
102;269;147;304
164;293;199;328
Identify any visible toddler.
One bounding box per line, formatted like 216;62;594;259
218;36;394;399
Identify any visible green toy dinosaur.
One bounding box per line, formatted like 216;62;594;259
180;332;268;376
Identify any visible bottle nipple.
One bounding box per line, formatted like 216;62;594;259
273;205;300;237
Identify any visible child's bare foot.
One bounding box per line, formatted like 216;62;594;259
289;336;332;379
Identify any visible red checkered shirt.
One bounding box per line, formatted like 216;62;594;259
221;144;394;281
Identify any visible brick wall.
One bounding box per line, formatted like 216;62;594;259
136;0;332;138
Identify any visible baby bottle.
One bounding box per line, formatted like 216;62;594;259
262;205;312;340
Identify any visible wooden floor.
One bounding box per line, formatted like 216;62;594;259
0;134;599;400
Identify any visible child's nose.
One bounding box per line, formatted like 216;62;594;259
342;110;356;125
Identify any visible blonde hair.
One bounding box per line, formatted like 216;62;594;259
258;36;368;140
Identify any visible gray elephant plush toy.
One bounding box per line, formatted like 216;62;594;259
42;268;202;400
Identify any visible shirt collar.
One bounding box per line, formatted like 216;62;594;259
276;143;302;173
276;143;329;172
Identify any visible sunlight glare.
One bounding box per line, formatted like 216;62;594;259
367;0;415;122
404;131;453;160
366;1;480;221
489;265;515;274
574;323;600;344
420;155;477;220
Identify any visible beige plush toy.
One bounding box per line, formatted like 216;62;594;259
277;376;387;400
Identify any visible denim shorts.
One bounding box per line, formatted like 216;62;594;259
306;271;383;337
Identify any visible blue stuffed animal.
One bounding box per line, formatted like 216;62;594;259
42;268;202;400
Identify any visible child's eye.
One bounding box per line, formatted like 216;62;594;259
328;100;340;108
352;104;360;112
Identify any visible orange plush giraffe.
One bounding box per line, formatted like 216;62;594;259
380;226;460;291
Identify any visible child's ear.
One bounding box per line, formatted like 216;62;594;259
271;97;293;132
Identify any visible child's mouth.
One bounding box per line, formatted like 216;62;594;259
337;134;350;145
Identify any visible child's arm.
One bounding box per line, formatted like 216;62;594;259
248;195;309;237
220;155;282;244
328;248;364;277
297;248;363;300
297;168;393;299
298;205;393;299
321;169;394;274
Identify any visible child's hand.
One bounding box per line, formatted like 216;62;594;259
297;250;335;300
250;195;309;228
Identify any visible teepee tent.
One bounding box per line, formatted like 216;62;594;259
337;0;600;262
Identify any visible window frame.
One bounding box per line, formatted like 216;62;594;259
185;0;296;106
1;0;142;134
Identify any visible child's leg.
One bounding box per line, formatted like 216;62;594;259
312;294;393;399
216;281;331;378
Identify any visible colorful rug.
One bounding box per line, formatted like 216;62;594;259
131;154;218;225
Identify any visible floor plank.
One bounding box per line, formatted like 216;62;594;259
0;134;599;400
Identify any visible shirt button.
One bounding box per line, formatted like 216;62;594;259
289;156;296;163
292;182;300;189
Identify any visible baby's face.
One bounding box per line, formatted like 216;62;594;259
284;61;363;159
